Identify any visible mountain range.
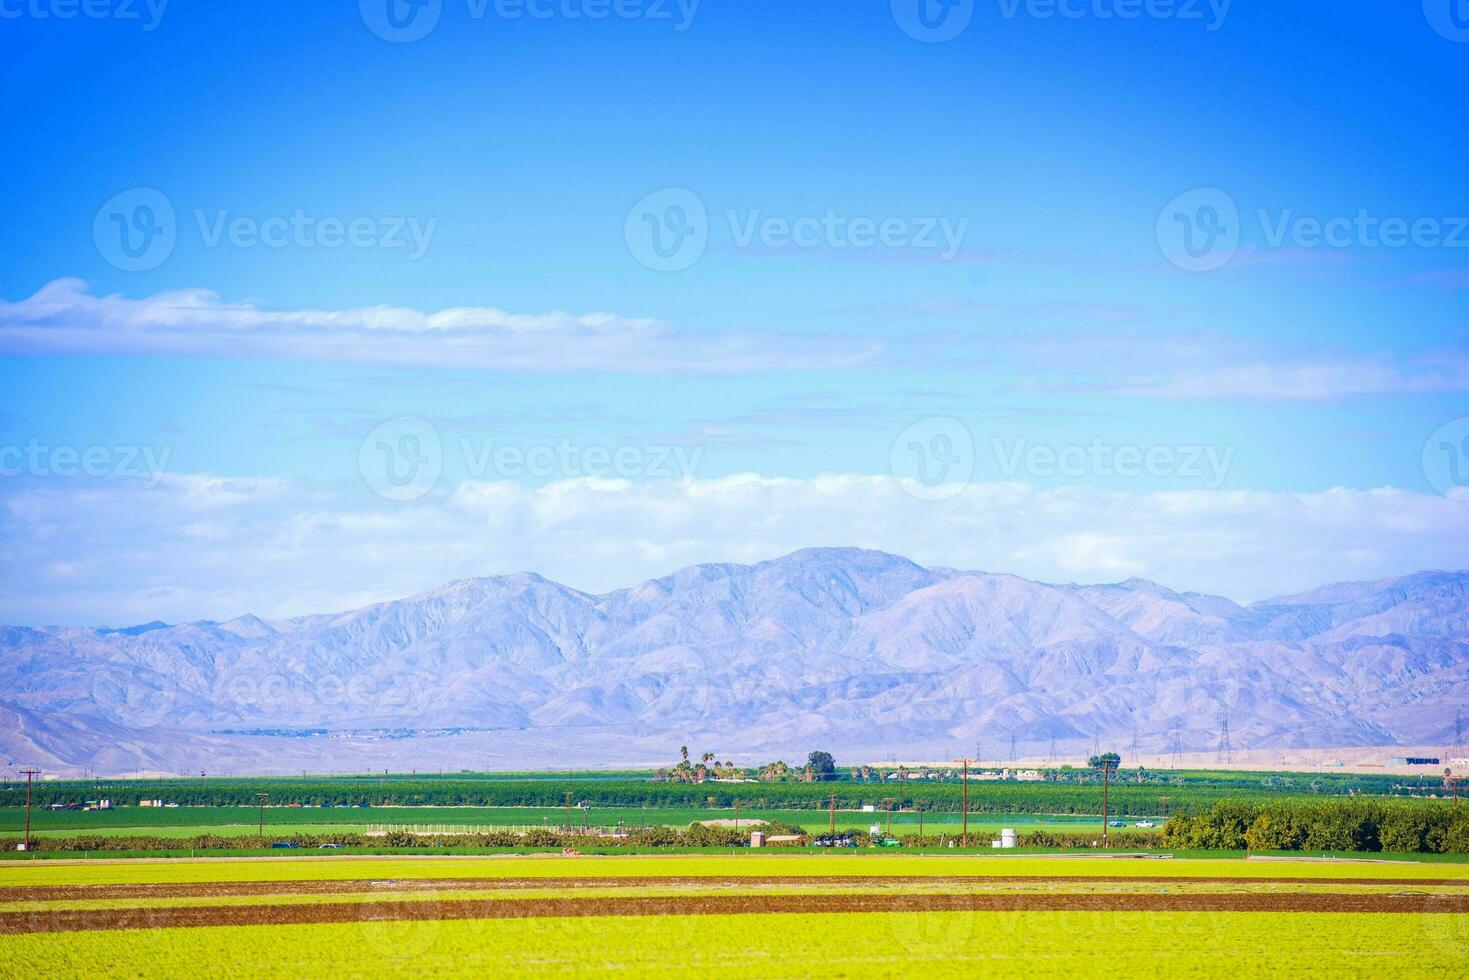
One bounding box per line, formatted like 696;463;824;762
2;548;1466;776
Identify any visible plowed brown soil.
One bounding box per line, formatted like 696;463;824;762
3;891;1466;934
2;873;1459;903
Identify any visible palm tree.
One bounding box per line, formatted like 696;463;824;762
680;745;689;763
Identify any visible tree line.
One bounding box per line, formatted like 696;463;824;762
1163;799;1469;854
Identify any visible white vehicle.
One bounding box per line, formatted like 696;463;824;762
1134;820;1156;828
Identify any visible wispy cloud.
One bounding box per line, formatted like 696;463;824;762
1106;354;1469;400
5;279;1465;401
0;279;884;374
3;472;1465;625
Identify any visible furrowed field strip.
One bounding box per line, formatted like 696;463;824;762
4;855;1467;888
2;911;1466;979
5;891;1469;933
4;873;1467;903
6;880;1468;916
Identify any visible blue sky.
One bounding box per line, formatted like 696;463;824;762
2;2;1467;624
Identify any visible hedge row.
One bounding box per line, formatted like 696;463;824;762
0;822;814;853
1163;799;1469;853
896;830;1164;850
7;776;1437;813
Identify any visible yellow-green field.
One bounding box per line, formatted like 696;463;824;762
2;854;1466;977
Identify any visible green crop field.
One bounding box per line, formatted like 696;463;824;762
0;804;1147;839
2;765;1447;816
1;854;1464;976
6;911;1467;977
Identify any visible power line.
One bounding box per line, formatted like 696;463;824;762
20;769;41;852
1216;707;1233;765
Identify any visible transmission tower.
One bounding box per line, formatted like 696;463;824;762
1129;728;1140;764
1216;707;1233;765
1169;727;1184;769
1009;731;1018;762
1456;708;1464;759
1047;736;1057;766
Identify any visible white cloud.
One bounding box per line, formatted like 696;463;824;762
1110;356;1469;400
5;279;1465;400
2;472;1466;626
0;279;882;374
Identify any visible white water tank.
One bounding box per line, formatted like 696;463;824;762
1000;828;1017;848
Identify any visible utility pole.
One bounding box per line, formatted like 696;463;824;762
255;792;269;838
21;769;40;852
828;794;836;833
883;797;895;835
960;758;971;848
1216;707;1233;765
1093;753;1119;848
564;791;573;832
1160;795;1170;822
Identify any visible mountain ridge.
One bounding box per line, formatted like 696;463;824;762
2;548;1466;776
